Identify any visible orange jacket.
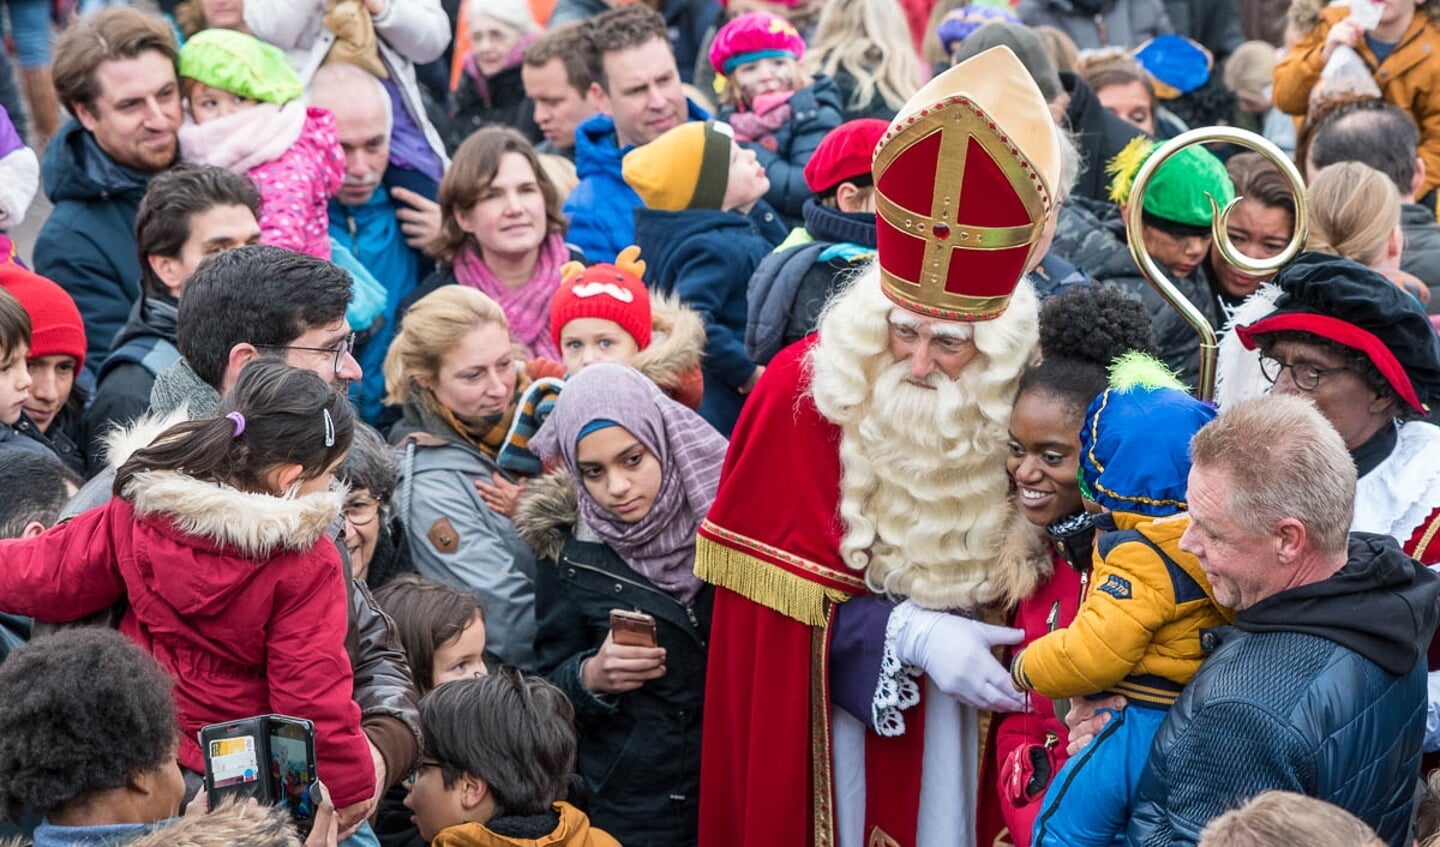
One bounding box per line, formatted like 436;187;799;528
1274;6;1440;198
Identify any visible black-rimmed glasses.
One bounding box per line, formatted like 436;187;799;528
1257;353;1350;392
256;332;356;375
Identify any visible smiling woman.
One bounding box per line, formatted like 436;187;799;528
385;285;541;671
978;285;1156;847
416;127;571;362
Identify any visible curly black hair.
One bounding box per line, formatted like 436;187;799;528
0;629;179;820
1018;286;1157;418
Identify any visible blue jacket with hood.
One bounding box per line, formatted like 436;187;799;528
34;120;154;380
563;100;708;264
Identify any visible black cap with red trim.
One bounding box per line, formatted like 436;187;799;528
1235;252;1440;413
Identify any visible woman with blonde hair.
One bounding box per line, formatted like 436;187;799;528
802;0;923;121
385;285;540;670
1308;160;1428;302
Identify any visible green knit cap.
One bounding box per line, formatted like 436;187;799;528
178;28;303;105
1106;136;1235;228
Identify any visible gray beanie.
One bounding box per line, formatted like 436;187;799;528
950;23;1063;102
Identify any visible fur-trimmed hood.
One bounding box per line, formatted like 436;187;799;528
630;292;705;393
515;468;580;562
991;498;1055;611
127;801;302;847
122;470;343;558
102;408;343;559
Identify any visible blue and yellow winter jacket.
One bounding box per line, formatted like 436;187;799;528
1010;510;1232;706
1011;352;1232;706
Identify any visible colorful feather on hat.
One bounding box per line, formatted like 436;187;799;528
1107;350;1186;393
1106;135;1155;206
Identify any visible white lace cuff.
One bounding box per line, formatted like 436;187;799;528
875;602;924;737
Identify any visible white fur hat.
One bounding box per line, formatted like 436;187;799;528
469;0;538;34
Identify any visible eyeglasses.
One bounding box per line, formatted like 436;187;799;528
342;494;382;527
1257;353;1350;392
407;758;449;786
256;332;356;375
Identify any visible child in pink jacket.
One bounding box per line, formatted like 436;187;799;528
178;28;343;260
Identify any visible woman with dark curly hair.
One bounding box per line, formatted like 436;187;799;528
0;629;185;843
978;285;1157;847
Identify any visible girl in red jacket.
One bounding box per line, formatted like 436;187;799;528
0;361;375;815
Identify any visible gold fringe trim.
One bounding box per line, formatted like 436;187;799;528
695;535;854;627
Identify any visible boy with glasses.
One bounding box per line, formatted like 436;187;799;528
404;671;619;847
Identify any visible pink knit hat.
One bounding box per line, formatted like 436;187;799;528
708;12;805;76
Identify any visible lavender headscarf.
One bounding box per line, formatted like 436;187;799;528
530;363;729;604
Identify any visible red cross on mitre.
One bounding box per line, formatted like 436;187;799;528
872;94;1052;322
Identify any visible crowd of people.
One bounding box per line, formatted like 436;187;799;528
3;0;1440;846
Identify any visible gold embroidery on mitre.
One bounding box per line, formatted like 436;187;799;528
871;46;1062;323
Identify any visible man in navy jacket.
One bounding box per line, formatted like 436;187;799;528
1124;395;1440;847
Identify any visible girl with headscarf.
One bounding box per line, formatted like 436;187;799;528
516;362;728;847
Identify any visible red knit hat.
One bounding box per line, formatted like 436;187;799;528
550;245;653;353
804;118;889;194
0;264;85;371
709;12;805;75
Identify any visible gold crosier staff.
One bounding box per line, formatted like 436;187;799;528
1123;127;1310;401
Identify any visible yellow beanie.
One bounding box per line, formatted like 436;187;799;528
622;120;734;212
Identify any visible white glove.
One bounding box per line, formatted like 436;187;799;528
890;601;1028;712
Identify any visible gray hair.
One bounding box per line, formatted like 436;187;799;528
1189;395;1356;556
336;423;399;504
308;61;393;137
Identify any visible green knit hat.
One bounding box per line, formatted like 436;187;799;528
1106;136;1235;228
178;28;303;105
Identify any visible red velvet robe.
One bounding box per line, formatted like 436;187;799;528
696;337;930;847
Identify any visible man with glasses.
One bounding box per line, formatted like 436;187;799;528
62;244;421;846
146;245;363;418
1231;252;1440;567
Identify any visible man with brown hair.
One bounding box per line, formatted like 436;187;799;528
560;4;707;263
521;22;598;160
35;6;181;381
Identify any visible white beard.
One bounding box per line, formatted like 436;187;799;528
808;267;1041;610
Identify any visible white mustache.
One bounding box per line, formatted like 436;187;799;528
344;174;380;187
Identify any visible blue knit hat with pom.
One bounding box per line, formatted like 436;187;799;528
1078;352;1217;517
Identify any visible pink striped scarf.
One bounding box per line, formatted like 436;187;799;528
452;232;569;361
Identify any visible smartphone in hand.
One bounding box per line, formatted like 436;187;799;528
200;714;320;834
609;610;658;648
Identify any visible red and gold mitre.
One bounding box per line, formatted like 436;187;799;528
873;46;1062;321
